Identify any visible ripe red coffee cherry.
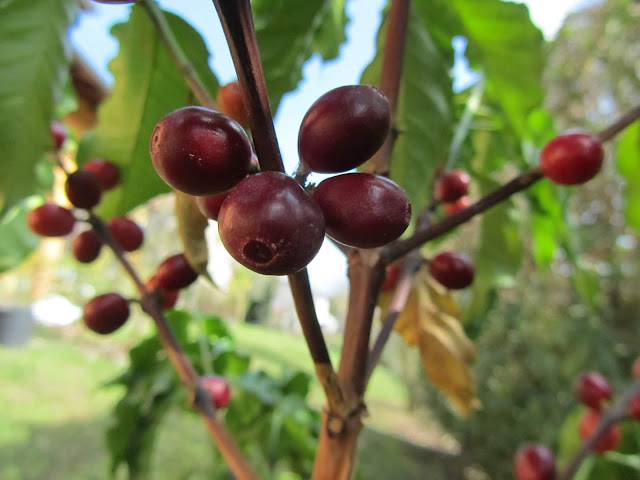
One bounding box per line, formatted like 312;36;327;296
579;409;621;453
514;443;556;480
218;172;325;275
313;173;411;248
50;122;67;151
150;106;252;196
443;196;473;216
540;132;604;185
217;81;249;129
381;263;402;293
27;203;76;237
195;192;229;221
72;229;103;263
83;293;130;335
629;391;640;421
146;275;179;310
201;375;231;409
429;251;474;290
83;159;120;190
575;371;613;411
298;85;390;173
65;170;102;209
156;253;199;290
108;216;144;252
435;170;471;203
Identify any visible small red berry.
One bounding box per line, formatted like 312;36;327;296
195;192;229;221
514;443;556;480
632;357;640;379
435;170;471;203
429;252;474;290
65;170;103;209
71;229;103;263
575;372;613;411
146;275;179;310
201;375;231;409
540;132;604;185
155;253;199;290
83;293;130;334
443;196;473;216
108;217;144;252
83;159;121;190
50;122;67;151
217;81;249;129
629;392;640;421
380;263;401;293
27;203;76;237
578;410;621;453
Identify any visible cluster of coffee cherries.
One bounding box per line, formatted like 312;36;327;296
514;358;640;480
149;83;412;276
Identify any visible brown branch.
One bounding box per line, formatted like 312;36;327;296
596;102;640;142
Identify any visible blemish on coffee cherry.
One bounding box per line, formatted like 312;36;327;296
243;240;274;264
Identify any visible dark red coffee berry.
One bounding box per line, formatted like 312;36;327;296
50;122;67;151
575;372;613;411
83;293;130;334
146;275;179;310
83;159;120;190
514;443;556;480
150;106;252;196
578;409;621;453
27;203;76;237
155;253;199;290
65;170;102;209
71;229;103;263
195;192;229;221
298;85;390;173
201;375;231;409
629;391;640;421
540;132;604;185
108;216;144;252
313;172;411;249
435;170;471;203
381;263;402;293
218;172;325;275
443;196;472;216
217;81;249;129
429;252;474;290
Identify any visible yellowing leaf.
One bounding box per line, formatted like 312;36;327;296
175;192;214;285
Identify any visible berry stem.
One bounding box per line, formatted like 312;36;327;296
365;0;410;176
596;101;640;142
557;378;640;480
140;0;216;110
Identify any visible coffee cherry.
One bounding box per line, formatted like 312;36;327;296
218;172;325;275
65;170;102;209
150;106;252;196
575;372;613;411
27;203;76;237
195;192;229;221
429;252;474;290
83;159;120;190
217;81;249;129
435;170;471;203
83;293;130;334
72;229;103;263
629;391;640;421
514;443;556;480
155;253;198;290
381;263;402;293
578;409;621;453
443;196;472;216
201;375;231;409
540;132;604;185
50;122;67;151
108;216;144;252
298;85;390;173
633;357;640;379
146;275;179;310
313;173;411;248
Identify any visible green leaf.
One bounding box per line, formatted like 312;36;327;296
0;197;42;273
604;452;640;471
76;6;219;218
0;0;78;214
362;2;454;211
617;122;640;233
253;0;348;112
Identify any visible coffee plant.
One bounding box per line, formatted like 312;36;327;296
2;0;640;479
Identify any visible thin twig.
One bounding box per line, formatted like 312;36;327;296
596;102;640;142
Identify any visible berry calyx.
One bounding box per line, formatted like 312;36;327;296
218;172;325;276
155;253;199;290
146;275;179;310
82;159;120;190
435;170;471;203
50;122;67;151
65;170;102;209
578;410;621;453
540;132;604;185
83;293;130;334
201;375;231;409
443;196;472;216
195;192;229;221
108;216;144;252
313;172;411;248
429;252;474;290
298;85;390;173
575;371;613;411
27;203;76;237
216;81;249;129
72;229;103;263
514;443;556;480
150;106;252;196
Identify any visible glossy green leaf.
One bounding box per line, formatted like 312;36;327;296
76;6;219;218
253;0;348;112
616;122;640;233
0;0;78;214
